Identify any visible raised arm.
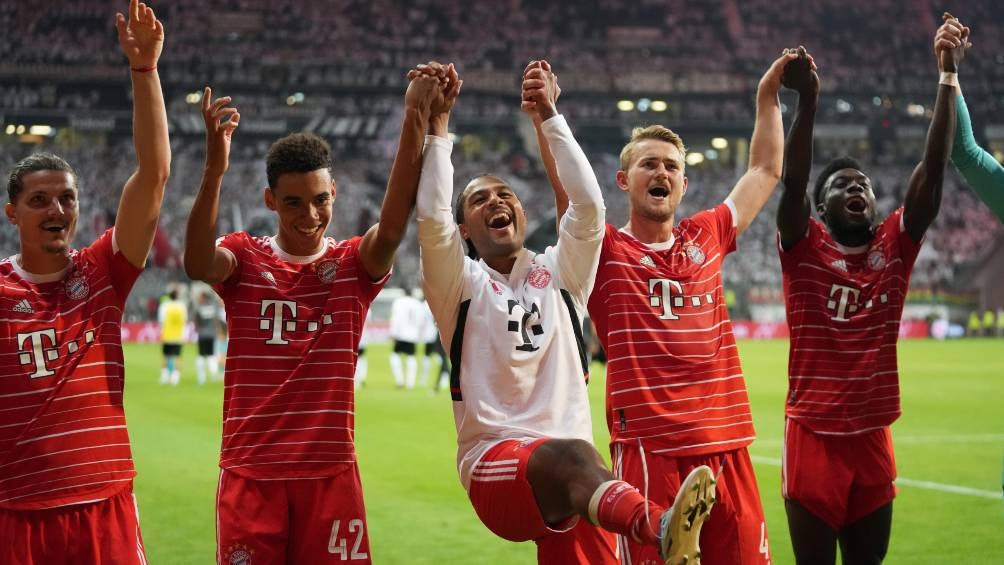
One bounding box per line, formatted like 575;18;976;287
937;23;1004;221
776;48;820;251
113;0;170;268
903;13;968;241
184;87;240;283
522;60;604;300
727;51;797;234
522;61;569;222
356;65;451;280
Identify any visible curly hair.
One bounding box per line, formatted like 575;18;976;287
619;125;687;171
7;153;78;203
265;132;332;188
813;156;865;209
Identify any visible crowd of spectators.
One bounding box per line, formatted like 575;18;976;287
2;0;1001;317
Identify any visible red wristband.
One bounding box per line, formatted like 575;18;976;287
131;65;157;73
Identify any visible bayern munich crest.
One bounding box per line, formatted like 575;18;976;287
527;267;552;289
315;259;340;284
64;274;89;300
867;249;886;271
684;244;706;265
225;544;253;565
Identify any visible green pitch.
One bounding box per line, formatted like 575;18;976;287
124;339;1004;564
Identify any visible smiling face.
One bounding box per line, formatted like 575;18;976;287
264;168;334;256
457;175;526;267
5;169;79;270
616;138;689;224
817;167;877;238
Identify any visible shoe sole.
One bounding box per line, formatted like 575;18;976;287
661;464;716;565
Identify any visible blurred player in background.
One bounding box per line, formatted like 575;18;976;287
536;51;797;564
193;291;223;384
416;59;715;565
183;61;443;562
0;1;169;561
158;287;187;385
775;27;965;563
388;287;423;389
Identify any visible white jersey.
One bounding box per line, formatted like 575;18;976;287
418;301;438;344
389;295;425;343
417;115;605;490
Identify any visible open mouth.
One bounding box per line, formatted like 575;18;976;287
296;226;321;236
487;211;513;230
42;224;66;233
845;197;867;213
648;186;670;198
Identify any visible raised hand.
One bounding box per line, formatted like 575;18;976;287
406;61;463;118
935;12;971;72
201;87;240;174
521;60;561;122
780;46;820;98
758;50;799;99
115;0;164;69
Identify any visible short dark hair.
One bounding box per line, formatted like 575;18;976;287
813;156;865;208
265;133;331;188
7;152;78;203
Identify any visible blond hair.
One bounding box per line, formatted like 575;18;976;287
618;125;687;171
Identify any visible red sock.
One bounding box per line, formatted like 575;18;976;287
588;480;665;545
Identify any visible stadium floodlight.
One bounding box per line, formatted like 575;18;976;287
4;125;14;135
29;125;53;136
685;152;705;165
15;125;25;135
873;96;883;106
704;149;718;160
907;104;926;117
651;100;668;112
617;100;635;112
286;92;305;106
836;99;853;113
711;137;728;150
186;92;202;104
637;98;651;112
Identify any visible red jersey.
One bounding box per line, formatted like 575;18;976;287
780;208;921;435
591;203;755;457
214;233;385;479
0;229;141;510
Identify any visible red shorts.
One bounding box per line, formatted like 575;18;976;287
613;443;770;565
217;465;371;564
468;438;617;564
0;488;147;565
783;418;897;530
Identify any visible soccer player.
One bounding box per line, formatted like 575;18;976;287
775;35;964;563
354;309;372;389
416;60;715;565
0;1;169;561
193;291;223;384
183;70;445;562
535;52;796;563
158;288;187;385
932;14;1001;221
388;288;423;389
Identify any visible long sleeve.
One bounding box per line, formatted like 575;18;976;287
952;94;1004;221
416;135;467;350
541;115;605;304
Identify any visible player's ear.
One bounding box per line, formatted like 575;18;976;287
457;223;469;239
4;202;16;225
264;187;277;211
682;176;688;196
615;170;629;192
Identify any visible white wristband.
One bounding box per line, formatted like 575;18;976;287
939;72;959;87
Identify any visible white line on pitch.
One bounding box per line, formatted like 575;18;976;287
749;455;1003;500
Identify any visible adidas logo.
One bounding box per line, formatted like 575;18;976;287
639;254;656;268
260;271;277;286
830;259;848;272
13;299;33;313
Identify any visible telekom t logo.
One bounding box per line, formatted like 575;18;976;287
18;329;58;378
260;299;297;345
649;278;684;320
827;284;861;321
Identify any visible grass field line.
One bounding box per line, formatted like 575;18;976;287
751;433;1004;448
749;455;1004;500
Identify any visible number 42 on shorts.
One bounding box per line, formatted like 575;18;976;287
328;518;368;561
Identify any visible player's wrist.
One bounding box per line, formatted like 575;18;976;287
939;71;959;87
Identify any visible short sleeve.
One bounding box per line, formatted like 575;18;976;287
214;232;249;298
82;228;143;299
